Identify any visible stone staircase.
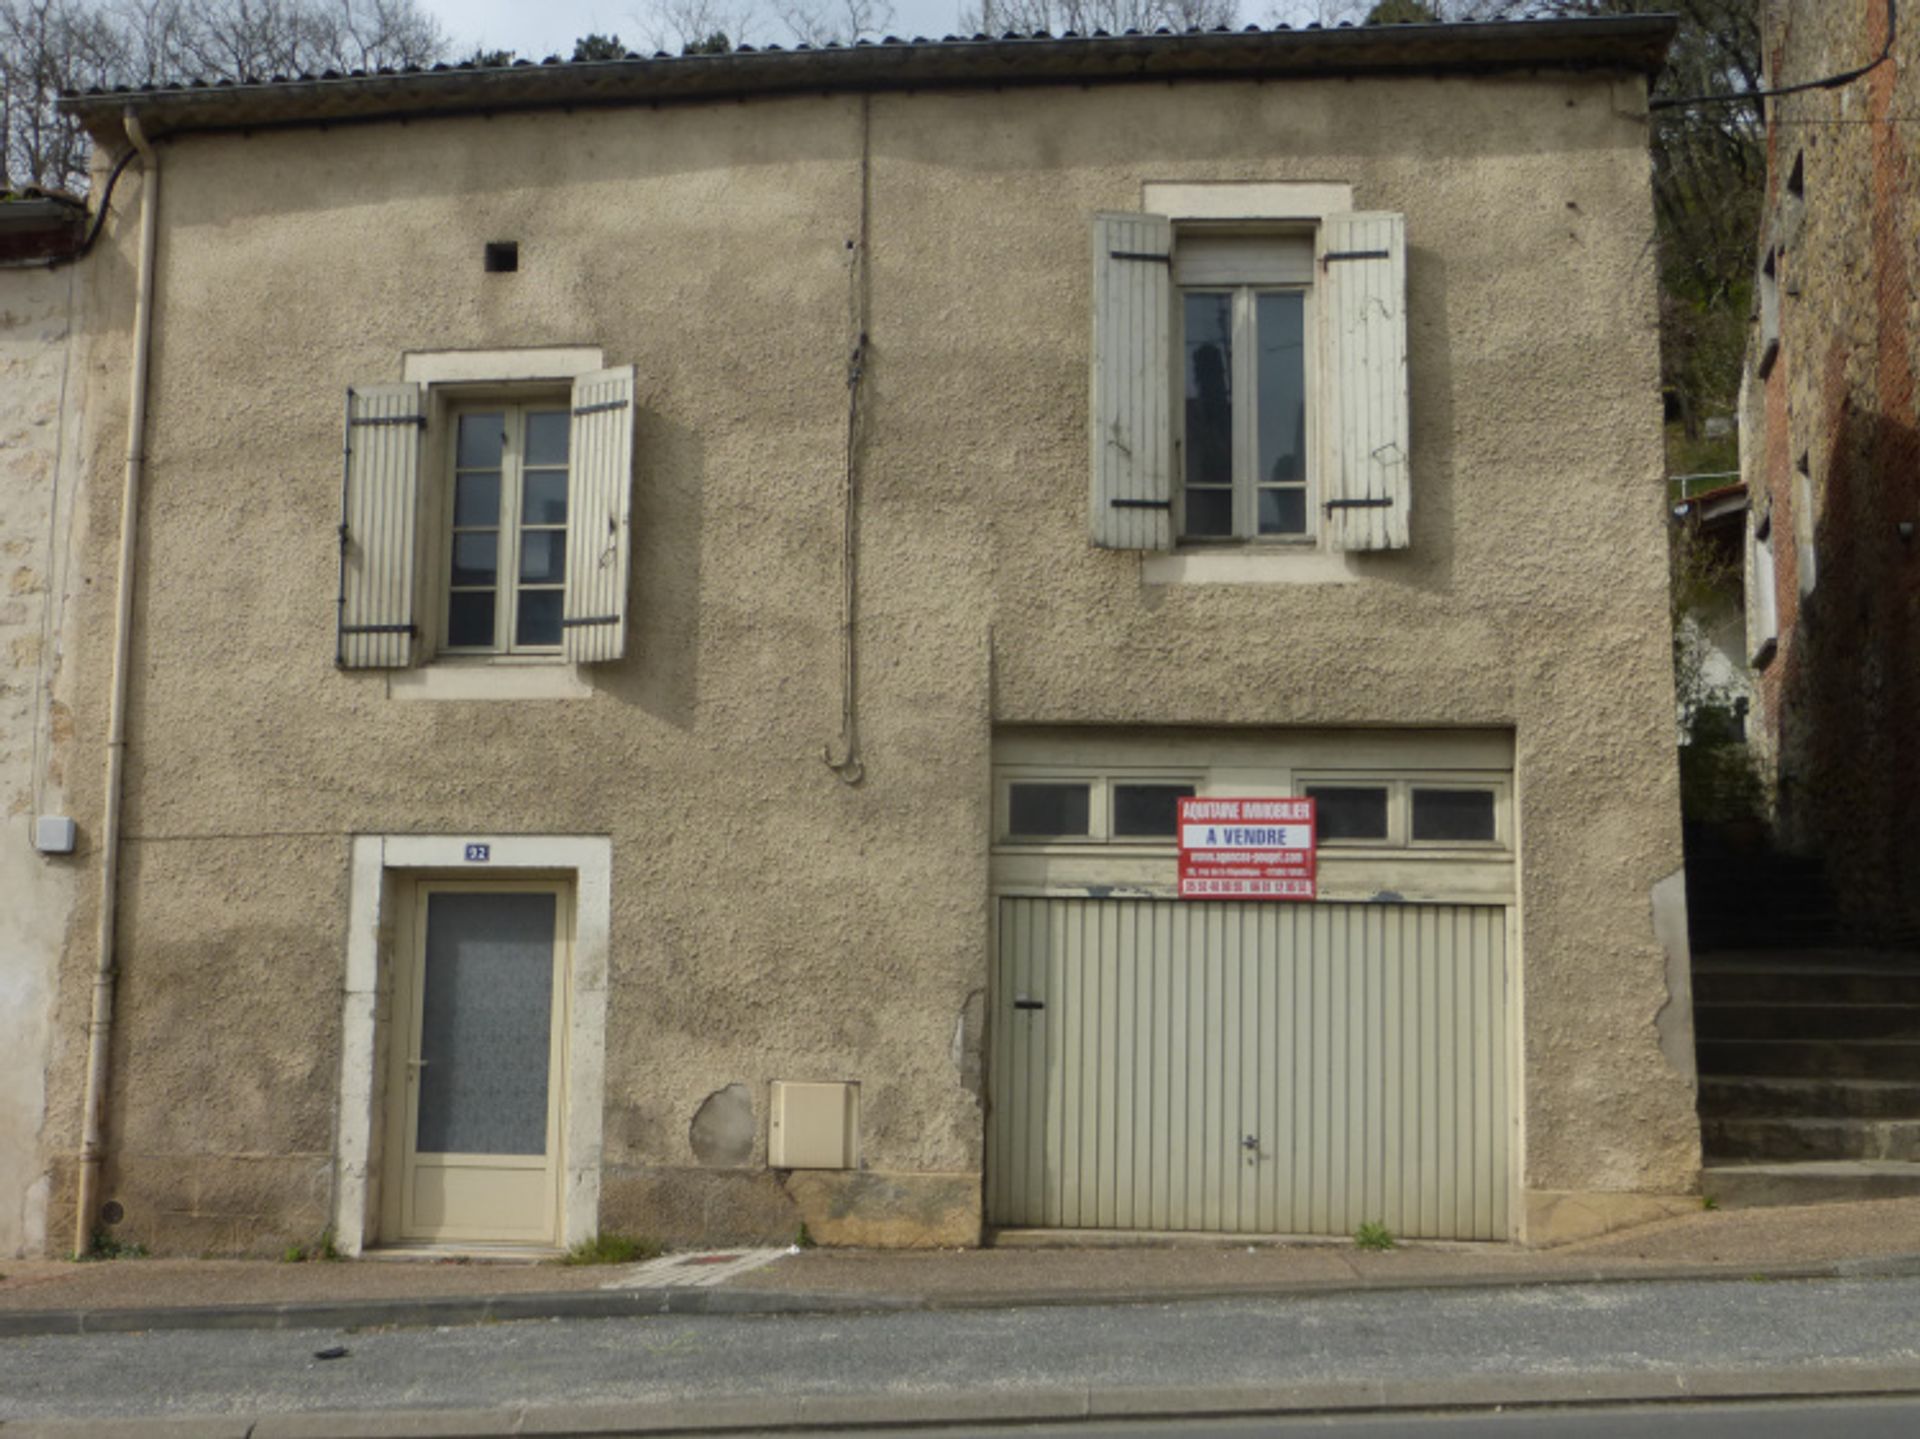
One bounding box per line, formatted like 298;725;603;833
1695;950;1920;1206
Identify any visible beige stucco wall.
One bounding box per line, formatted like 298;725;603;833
0;259;91;1256
47;66;1695;1255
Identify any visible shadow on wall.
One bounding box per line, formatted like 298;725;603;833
1771;403;1920;943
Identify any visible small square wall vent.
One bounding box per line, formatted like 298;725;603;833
484;241;519;273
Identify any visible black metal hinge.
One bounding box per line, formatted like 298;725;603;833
348;413;426;428
339;623;417;635
561;614;619;628
573;398;630;417
1110;249;1171;265
1323;248;1391;266
1111;498;1172;510
1325;497;1394;510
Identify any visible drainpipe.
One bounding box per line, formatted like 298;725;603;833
73;109;158;1258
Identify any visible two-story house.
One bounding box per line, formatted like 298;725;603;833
30;17;1695;1257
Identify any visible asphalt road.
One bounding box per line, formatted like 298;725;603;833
4;1276;1920;1424
826;1400;1920;1437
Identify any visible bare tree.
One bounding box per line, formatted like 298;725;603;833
962;0;1237;34
0;0;447;191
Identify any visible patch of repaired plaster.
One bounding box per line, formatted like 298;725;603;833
951;988;985;1104
689;1082;755;1167
1650;867;1695;1080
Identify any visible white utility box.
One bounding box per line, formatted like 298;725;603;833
35;816;76;854
768;1080;860;1169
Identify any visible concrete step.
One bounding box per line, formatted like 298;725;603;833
1693;962;1920;1006
1701;1115;1920;1163
1702;1160;1920;1209
1693;1003;1920;1042
1699;1075;1920;1120
1696;1039;1920;1080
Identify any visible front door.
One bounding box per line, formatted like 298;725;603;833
382;881;570;1247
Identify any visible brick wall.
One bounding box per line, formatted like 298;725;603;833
1748;0;1920;939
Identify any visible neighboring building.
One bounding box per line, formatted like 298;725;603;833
1740;0;1920;942
0;191;93;1256
36;18;1694;1258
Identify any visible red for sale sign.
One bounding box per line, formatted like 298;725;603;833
1177;797;1317;901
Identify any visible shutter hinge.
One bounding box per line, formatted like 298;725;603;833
1325;497;1394;510
1110;249;1171;265
339;623;417;635
349;413;426;428
561;614;620;628
1322;248;1391;266
1110;498;1172;510
573;398;630;417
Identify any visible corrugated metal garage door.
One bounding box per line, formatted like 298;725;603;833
988;898;1510;1240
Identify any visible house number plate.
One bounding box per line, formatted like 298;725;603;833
464;843;491;863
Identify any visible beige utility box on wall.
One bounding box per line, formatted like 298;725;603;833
768;1081;860;1169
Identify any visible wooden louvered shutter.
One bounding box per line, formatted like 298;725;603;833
1320;212;1410;552
336;383;423;669
1090;212;1174;551
562;365;636;664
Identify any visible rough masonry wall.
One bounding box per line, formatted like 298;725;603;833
1753;0;1920;940
0;262;86;1256
46;68;1692;1255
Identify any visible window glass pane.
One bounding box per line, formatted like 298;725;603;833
516;589;564;647
518;530;566;584
1183;488;1233;537
1307;786;1390;842
1113;783;1194;838
1183;292;1233;489
1256;291;1306;486
522;469;568;526
524;410;570;467
456;413;504;470
1258;488;1307;535
1008;782;1091;838
450;532;497;586
446;590;495;647
1412;788;1498;843
454;472;499;527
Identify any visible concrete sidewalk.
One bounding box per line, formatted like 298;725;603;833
5;1195;1920;1338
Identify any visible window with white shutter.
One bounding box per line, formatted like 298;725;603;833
1089;203;1410;557
336;357;635;674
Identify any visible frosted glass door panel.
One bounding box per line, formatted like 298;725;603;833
416;892;557;1156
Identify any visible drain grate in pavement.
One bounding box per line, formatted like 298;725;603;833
601;1247;791;1290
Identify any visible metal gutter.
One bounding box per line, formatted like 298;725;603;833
60;20;1678;141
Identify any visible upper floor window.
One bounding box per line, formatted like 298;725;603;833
445;403;571;654
335;363;635;672
1177;232;1313;541
1090;202;1408;556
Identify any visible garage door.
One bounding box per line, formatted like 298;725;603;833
988;897;1510;1240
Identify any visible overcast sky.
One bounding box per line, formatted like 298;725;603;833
415;1;974;61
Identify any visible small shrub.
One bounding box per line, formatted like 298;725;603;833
77;1232;148;1262
283;1243;307;1263
1353;1220;1396;1252
1702;1194;1720;1211
794;1222;817;1250
562;1232;663;1266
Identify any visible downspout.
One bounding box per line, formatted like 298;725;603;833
73;109;158;1257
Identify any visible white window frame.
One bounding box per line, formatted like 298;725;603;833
438;395;574;658
1138;184;1370;584
1175;234;1318;545
1295;773;1511;853
996;769;1205;848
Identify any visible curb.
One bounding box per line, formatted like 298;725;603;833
3;1251;1920;1340
11;1364;1920;1437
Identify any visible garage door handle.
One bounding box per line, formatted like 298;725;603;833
1014;997;1045;1011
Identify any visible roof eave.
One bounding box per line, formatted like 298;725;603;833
60;20;1680;143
